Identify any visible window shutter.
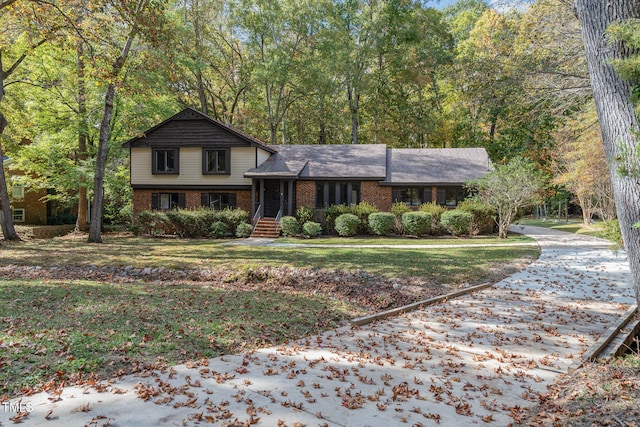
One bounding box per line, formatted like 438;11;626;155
201;193;209;207
151;193;159;210
424;188;433;204
392;189;402;202
228;193;237;208
178;193;186;209
437;189;446;205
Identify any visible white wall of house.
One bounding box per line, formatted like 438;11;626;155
131;146;269;186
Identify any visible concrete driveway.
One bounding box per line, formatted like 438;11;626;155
0;226;634;426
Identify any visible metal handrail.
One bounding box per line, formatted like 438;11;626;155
252;204;263;226
275;207;283;232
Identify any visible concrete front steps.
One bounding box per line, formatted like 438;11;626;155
250;217;281;238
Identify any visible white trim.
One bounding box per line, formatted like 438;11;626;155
12;208;25;223
12;184;24;199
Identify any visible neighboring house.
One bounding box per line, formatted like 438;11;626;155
3;157;75;226
124;108;491;220
2;157;48;225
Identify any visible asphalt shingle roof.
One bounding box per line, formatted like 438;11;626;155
385;147;491;185
246;144;388;179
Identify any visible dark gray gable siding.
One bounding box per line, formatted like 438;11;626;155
123;108;276;152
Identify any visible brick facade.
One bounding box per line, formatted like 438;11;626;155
133;189;252;218
295;181;316;209
10;187;48;225
361;181;392;212
294;180;393;212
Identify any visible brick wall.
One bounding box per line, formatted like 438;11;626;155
11;187;48;225
296;181;316;209
133;189;252;218
361;181;392;212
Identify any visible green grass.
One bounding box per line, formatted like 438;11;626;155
0;278;354;396
0;235;538;280
0;234;540;397
277;233;534;245
516;217;611;239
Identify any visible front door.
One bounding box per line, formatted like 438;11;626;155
263;180;283;217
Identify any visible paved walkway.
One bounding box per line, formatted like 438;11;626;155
1;226;634;426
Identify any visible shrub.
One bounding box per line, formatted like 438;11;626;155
352;201;378;231
322;204;350;234
368;212;396;236
456;199;496;235
136;211;169;235
402;211;432;236
137;207;249;238
335;213;360;237
600;220;623;248
323;202;378;234
391;202;411;217
235;222;253;238
441;210;473;236
280;216;301;237
210;221;228;238
302;221;322;238
217;208;249;231
295;206;315;225
419;202;447;235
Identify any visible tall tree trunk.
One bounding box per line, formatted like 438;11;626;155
0;82;19;240
575;0;640;304
76;40;88;232
196;71;208;115
88;15;140;243
348;85;359;144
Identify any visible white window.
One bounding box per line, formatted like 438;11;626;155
12;184;24;199
12;209;25;223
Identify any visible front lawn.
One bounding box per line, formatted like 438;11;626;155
0;234;539;397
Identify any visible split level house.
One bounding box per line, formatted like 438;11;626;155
124;108;492;230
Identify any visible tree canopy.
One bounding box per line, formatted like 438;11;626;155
0;0;637;250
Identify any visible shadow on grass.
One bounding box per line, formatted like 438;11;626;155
0;278;353;397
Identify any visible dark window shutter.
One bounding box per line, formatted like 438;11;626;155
178;193;186;209
224;149;231;173
392;189;402;202
201;193;209;207
151;193;159;210
437;189;446;205
228;193;237;208
424;188;432;204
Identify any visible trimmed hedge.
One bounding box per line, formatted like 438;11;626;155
236;222;253;238
335;213;360;237
137;208;249;238
419;202;446;235
302;221;322;238
368;212;395;236
441;210;473;236
280;216;301;237
322;202;378;234
402;211;432;236
210;221;228;238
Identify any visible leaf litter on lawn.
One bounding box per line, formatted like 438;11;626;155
0;257;534;398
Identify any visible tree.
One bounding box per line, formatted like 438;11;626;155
86;0;167;243
0;0;63;240
468;157;545;238
574;0;640;304
553;108;615;225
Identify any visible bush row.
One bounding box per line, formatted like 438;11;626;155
287;200;495;237
136;208;251;238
